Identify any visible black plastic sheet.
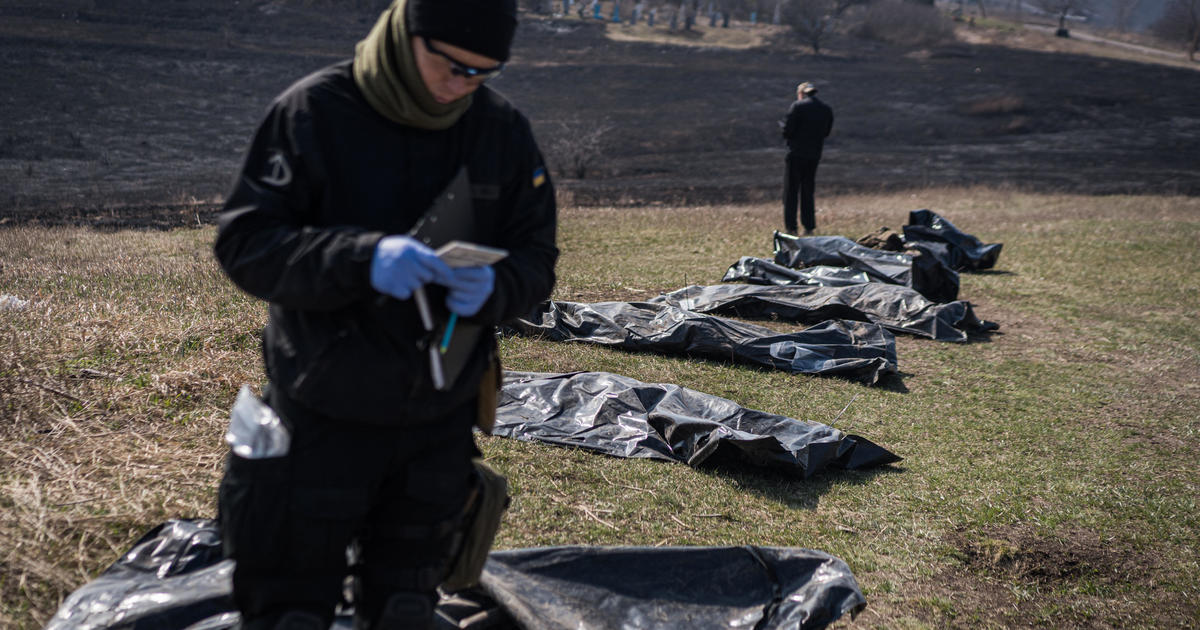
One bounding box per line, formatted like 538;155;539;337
47;518;502;630
508;300;897;384
723;256;873;287
773;231;960;303
903;209;1003;271
46;519;236;630
496;371;901;476
49;520;867;630
483;545;866;630
653;283;997;343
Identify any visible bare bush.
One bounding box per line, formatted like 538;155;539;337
780;0;868;53
545;119;613;180
849;0;956;47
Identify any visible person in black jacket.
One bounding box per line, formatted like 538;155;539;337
212;0;557;628
781;82;834;235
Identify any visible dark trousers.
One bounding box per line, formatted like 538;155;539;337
218;387;478;629
783;154;820;233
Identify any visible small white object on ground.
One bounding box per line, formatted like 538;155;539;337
0;295;30;311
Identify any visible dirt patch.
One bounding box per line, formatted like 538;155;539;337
912;524;1196;628
949;524;1143;586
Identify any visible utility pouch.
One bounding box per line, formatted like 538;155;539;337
475;352;502;435
442;458;509;593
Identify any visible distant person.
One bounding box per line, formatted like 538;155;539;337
212;0;558;628
781;81;833;235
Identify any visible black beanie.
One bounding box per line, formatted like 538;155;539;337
407;0;518;63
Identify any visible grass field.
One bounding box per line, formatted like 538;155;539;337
2;189;1198;628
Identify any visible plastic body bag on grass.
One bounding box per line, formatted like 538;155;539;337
772;232;960;303
44;519;233;630
655;283;997;343
723;256;874;287
495;371;901;476
507;300;897;385
481;545;867;630
903;209;1003;271
49;519;868;630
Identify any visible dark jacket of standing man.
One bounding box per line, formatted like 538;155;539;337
781;82;833;235
212;0;557;628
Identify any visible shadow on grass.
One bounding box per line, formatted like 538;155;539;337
701;461;906;511
964;329;1000;344
876;370;910;393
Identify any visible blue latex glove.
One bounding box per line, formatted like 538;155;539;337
370;236;452;300
441;265;495;317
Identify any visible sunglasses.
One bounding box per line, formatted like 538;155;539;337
422;38;504;82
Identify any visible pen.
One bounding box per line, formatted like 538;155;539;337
439;313;458;354
413;288;434;331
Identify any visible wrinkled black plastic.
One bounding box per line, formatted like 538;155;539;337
496;371;900;476
508;300;897;384
654;283;997;343
45;519;236;630
49;520;867;630
483;545;866;630
723;256;873;287
773;232;960;303
904;209;1003;271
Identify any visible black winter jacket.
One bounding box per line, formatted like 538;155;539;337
215;61;558;424
782;96;834;160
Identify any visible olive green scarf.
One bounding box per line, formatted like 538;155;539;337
353;0;471;130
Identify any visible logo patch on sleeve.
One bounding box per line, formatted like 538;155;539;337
261;150;293;188
531;167;546;188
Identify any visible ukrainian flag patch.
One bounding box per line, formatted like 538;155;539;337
532;167;546;188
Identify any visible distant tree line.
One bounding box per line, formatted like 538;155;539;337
1152;0;1200;59
519;0;1199;60
774;0;956;52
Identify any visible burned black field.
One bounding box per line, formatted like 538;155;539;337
2;1;1199;227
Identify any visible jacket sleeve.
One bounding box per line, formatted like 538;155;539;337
473;115;558;325
214;100;382;311
782;102;800;140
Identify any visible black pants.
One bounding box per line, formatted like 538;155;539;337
218;387;478;629
783;154;820;234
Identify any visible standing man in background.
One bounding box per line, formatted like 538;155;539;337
781;81;833;236
212;0;558;628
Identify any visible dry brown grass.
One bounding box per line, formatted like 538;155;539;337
957;19;1200;71
850;0;957;48
957;95;1026;116
0;228;262;625
604;18;785;50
